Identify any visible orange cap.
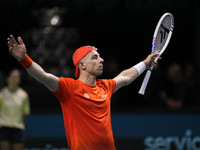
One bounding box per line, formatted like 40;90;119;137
72;46;98;77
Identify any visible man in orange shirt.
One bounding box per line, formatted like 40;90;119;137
7;35;160;150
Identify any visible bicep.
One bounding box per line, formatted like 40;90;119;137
113;75;126;93
44;73;59;93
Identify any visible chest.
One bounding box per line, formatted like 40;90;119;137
71;86;110;112
1;91;25;108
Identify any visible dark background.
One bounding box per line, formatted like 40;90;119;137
1;0;200;113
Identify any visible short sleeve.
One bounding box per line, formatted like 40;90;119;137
101;79;116;97
52;77;76;102
108;79;116;94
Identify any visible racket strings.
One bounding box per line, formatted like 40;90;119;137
155;15;173;51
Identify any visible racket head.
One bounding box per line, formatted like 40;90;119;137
139;13;174;95
151;13;174;56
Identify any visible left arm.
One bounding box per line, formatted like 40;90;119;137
113;52;160;92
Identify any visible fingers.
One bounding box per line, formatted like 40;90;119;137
7;37;13;51
7;35;21;51
143;50;161;68
152;51;159;57
151;51;161;61
18;36;24;45
7;35;22;47
7;38;11;46
7;35;13;48
10;35;17;46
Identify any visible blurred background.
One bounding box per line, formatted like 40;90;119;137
1;0;200;149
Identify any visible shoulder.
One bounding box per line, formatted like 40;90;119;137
58;77;78;85
0;87;8;95
97;79;116;88
98;79;116;84
58;77;78;89
18;87;29;97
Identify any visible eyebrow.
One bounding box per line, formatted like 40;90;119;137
92;53;100;58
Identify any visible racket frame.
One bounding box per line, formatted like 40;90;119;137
138;13;174;95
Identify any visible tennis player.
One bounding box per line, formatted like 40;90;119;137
7;35;160;150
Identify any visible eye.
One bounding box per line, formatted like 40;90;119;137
93;55;98;59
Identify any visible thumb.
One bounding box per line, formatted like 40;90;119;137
18;36;24;45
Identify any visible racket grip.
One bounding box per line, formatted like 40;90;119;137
138;70;152;95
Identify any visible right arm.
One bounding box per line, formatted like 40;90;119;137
27;62;59;93
7;35;59;93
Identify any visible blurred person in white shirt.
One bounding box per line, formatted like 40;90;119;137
0;68;30;150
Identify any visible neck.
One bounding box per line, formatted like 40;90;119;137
78;75;97;86
7;84;18;92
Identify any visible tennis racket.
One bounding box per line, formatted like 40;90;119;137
138;13;174;95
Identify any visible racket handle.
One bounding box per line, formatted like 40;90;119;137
138;70;152;95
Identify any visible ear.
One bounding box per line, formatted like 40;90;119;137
79;62;86;70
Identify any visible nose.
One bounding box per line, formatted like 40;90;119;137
100;57;104;63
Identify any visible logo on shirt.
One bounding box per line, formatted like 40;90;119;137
101;94;107;98
84;93;90;98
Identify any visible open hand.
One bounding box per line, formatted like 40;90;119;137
7;35;27;60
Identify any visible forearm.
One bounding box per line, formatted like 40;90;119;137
7;35;58;92
119;51;159;86
19;54;59;92
26;61;59;92
26;61;49;85
18;54;48;84
118;67;139;86
114;48;159;93
114;62;146;92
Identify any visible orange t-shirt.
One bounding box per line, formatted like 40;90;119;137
53;78;117;150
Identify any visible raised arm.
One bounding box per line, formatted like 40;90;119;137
7;35;59;93
113;52;160;92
